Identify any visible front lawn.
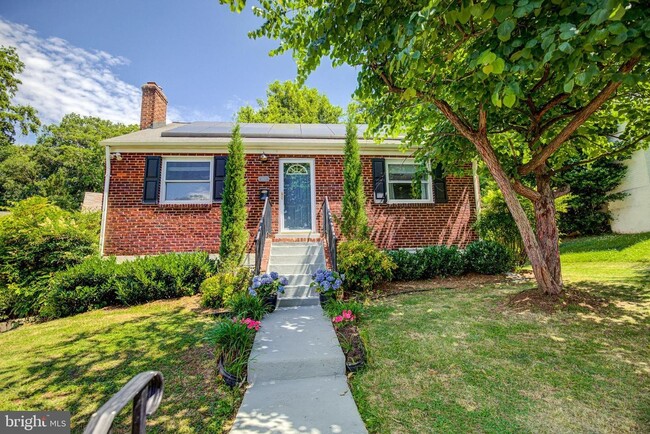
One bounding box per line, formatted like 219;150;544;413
351;233;650;433
0;297;241;433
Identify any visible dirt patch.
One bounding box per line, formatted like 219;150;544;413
503;287;609;314
371;273;517;299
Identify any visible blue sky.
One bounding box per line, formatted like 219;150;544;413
0;0;359;135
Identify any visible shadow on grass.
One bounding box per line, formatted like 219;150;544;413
4;307;239;433
560;232;650;255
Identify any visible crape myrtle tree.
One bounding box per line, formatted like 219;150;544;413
221;0;650;294
219;124;249;269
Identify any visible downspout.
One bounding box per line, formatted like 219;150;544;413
472;158;481;216
99;144;111;257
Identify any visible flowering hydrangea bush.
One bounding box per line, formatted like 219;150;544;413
248;272;289;298
332;309;356;325
310;269;345;296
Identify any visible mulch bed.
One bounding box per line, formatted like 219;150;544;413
371;273;518;299
503;286;609;314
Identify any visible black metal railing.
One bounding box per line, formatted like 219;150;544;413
321;197;338;271
83;371;164;434
254;197;272;275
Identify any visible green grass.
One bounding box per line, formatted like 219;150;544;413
351;233;650;433
0;297;241;433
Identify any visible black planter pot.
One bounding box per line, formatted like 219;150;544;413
264;294;277;310
345;345;366;373
218;357;239;388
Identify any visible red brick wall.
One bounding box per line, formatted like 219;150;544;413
103;153;477;255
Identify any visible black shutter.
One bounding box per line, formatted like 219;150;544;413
371;158;386;203
213;156;228;203
142;156;161;204
433;163;448;203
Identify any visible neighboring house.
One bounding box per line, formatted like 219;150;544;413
99;82;479;258
81;192;104;213
609;148;650;234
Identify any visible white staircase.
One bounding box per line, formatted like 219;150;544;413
270;242;325;307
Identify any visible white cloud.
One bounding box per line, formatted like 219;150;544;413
0;17;140;125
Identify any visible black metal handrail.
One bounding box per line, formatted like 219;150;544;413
83;371;164;434
254;197;272;275
321;197;338;272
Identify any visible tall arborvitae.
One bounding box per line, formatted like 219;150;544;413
219;124;248;268
340;118;369;239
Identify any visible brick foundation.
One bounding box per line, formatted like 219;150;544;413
103;153;478;256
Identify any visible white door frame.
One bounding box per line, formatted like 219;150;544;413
278;158;316;233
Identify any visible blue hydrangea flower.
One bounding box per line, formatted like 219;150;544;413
248;288;257;296
278;285;285;294
280;276;289;285
270;271;279;280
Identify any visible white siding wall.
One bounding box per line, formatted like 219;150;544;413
609;148;650;233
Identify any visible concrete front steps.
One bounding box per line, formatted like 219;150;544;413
230;305;367;434
270;242;325;308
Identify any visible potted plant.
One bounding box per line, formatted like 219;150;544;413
208;317;260;387
248;271;288;310
331;309;366;372
310;269;345;304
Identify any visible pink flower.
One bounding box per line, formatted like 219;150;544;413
240;318;261;331
342;310;355;320
333;316;343;323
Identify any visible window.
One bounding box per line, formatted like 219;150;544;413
161;159;212;203
386;160;432;203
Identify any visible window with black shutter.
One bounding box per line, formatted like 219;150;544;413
433;163;448;203
142;156;161;204
213;156;228;203
371;158;386;203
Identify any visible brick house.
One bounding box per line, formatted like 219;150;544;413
100;82;480;263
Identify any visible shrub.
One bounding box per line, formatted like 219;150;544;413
0;197;99;318
464;240;512;275
419;245;466;278
248;271;288;299
337;239;395;293
200;267;251;309
227;292;268;321
42;257;118;318
115;252;217;305
310;269;345;300
386;249;426;281
339;118;369;239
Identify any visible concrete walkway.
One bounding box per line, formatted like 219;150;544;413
230;243;367;434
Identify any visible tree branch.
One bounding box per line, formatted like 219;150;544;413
512;179;541;201
553;185;571;198
519;57;640;176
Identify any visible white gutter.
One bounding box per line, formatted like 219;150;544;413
98;144;111;257
472;159;481;216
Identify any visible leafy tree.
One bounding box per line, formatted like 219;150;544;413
219;124;249;268
236;80;343;123
223;0;650;294
0;46;40;146
556;157;628;235
339;117;369;239
0;114;137;209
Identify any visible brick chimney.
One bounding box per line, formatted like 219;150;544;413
140;82;168;129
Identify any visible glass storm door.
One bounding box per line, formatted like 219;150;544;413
281;161;313;231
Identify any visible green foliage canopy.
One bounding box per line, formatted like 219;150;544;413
0;46;40;146
236;80;343;123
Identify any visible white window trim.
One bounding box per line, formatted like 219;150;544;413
160;157;213;204
385;158;433;204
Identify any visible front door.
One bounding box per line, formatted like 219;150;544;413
280;159;315;232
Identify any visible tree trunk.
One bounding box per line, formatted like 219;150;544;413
473;137;563;295
533;171;563;292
